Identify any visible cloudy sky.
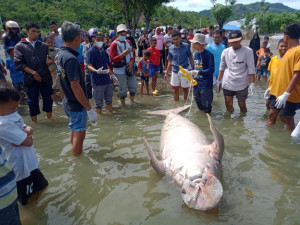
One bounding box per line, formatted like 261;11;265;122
165;0;300;11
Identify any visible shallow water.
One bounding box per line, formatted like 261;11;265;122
18;82;299;225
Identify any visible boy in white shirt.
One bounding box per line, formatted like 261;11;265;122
0;82;48;205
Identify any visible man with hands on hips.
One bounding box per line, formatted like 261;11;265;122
56;21;97;156
215;30;255;116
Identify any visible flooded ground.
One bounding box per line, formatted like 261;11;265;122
16;81;299;225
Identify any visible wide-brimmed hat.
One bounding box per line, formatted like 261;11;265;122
93;29;104;37
228;30;242;43
116;24;127;33
190;33;207;45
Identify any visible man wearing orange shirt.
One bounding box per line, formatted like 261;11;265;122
266;23;300;131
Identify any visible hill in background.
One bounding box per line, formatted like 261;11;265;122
198;2;298;20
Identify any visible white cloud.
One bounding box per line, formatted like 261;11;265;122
165;0;300;12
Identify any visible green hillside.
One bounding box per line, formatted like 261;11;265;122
198;2;298;20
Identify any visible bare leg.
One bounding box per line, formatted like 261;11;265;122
267;108;279;126
146;84;149;95
130;96;135;102
173;86;180;101
71;130;86;156
96;108;102;115
238;100;247;113
46;112;52;119
120;99;126;106
52;90;58;105
266;99;272;110
280;116;295;131
224;96;234;113
106;104;113;114
183;88;189;101
31;115;37;123
140;81;144;96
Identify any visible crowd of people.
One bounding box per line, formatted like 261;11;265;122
0;18;299;224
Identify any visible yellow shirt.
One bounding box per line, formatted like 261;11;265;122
270;45;300;103
267;56;280;89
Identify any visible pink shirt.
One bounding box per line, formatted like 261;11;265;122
153;34;164;50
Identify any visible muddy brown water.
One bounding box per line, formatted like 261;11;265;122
1;42;299;225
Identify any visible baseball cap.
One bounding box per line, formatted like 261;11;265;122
190;33;207;45
228;30;242;43
93;29;104;37
116;24;127;33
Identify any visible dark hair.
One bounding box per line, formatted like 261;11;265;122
262;41;268;46
6;46;14;54
209;26;214;30
144;50;151;57
49;20;57;26
264;36;269;40
44;35;53;42
0;82;21;103
61;21;81;42
213;30;222;36
172;31;181;38
283;23;300;40
265;48;270;53
150;37;157;42
25;22;39;30
177;26;182;30
278;39;284;45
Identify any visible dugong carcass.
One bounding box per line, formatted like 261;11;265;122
143;105;224;210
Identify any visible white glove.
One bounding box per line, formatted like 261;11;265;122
249;83;255;95
216;80;221;94
87;109;97;126
264;87;271;100
189;70;199;78
96;67;110;74
275;92;290;108
291;120;300;141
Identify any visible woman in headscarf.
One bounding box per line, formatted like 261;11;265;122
249;33;260;67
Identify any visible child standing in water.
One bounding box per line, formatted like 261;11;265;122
264;39;287;110
147;38;161;95
0;83;48;205
137;50;151;96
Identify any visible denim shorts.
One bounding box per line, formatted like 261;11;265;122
149;64;160;76
193;88;213;113
65;108;88;131
92;84;114;109
140;74;149;83
258;69;269;76
269;95;299;116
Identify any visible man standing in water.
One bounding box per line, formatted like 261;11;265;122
165;31;193;101
266;23;300;131
56;21;97;156
216;30;255;116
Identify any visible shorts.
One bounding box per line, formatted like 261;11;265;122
269;95;299;116
16;169;48;205
258;69;269;76
194;88;213;113
140;74;149;84
170;71;190;89
65;108;88;132
92;84;114;108
149;63;160;76
0;200;22;225
223;86;248;101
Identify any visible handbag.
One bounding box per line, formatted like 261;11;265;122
123;42;133;77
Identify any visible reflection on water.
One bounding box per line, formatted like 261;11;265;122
19;82;299;225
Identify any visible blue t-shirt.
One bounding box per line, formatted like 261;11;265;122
193;49;214;89
86;46;111;86
206;43;226;77
76;43;84;63
168;42;192;73
6;57;24;83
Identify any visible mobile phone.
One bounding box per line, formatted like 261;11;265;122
48;48;55;57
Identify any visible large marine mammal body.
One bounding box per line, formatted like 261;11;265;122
143;105;224;210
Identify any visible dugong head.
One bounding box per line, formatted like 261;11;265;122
181;171;223;210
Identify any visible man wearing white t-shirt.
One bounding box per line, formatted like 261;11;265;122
216;30;256;115
205;26;214;45
49;20;63;48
